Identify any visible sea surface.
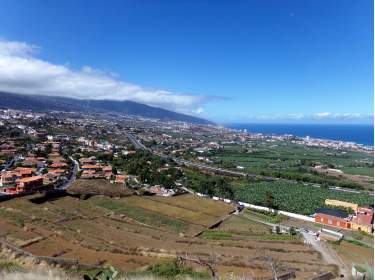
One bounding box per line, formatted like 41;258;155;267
226;123;374;146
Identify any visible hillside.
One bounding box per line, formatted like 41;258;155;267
0;92;212;125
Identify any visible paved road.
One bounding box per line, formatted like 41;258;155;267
126;131;255;177
58;156;78;190
174;158;251;177
1;156;23;172
127;132;149;150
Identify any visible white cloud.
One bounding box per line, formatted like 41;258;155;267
0;40;38;57
0;40;207;114
243;112;373;122
315;112;332;118
313;112;371;120
193;107;204;114
286;113;304;119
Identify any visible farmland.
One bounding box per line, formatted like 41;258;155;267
232;180;373;215
0;191;336;279
185;170;373;215
209;141;373;189
331;239;373;274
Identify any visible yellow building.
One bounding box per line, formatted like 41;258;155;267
325;199;358;212
350;222;373;234
350;207;374;234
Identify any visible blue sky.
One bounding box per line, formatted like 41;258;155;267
0;0;373;123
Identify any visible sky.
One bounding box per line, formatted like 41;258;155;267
0;0;373;123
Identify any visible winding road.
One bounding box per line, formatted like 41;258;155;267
58;156;78;190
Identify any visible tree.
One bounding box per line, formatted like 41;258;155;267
289;226;297;235
265;191;276;212
274;225;280;234
112;167;118;175
45;143;53;155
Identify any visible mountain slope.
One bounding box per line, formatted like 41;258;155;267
0;92;212;124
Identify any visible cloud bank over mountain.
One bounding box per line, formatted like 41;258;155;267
0;39;208;115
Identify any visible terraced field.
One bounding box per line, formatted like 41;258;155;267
0;191;337;279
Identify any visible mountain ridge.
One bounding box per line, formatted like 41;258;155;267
0;92;212;125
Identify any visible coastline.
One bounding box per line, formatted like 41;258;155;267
225;123;374;148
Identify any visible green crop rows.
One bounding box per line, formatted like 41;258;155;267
233;181;373;215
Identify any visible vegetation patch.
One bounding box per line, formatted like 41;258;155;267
258;233;301;241
112;150;183;188
344;238;373;249
0;259;22;273
186;168;371;216
245;209;288;224
233;180;373;215
145;260;210;279
209;142;373;189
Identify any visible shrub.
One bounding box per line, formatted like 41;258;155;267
147;260;209;279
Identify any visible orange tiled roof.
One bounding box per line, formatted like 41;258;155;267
48;169;66;173
79;157;96;163
1;171;17;179
14;167;35;174
102;166;112;171
17;176;43;183
82;170;96;174
81;164;101;169
24;157;37;161
14;167;35;171
50;162;67;167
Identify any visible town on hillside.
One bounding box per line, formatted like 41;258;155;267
0;108;373;280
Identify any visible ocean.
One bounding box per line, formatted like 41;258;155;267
226;123;374;146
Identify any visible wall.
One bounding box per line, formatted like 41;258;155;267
238;201;315;222
195;192;315;223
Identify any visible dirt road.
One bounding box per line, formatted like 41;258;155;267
302;232;349;278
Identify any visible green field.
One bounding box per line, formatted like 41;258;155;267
185;169;372;216
233;180;373;215
208;141;373;189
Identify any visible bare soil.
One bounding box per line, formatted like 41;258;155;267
0;190;336;279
